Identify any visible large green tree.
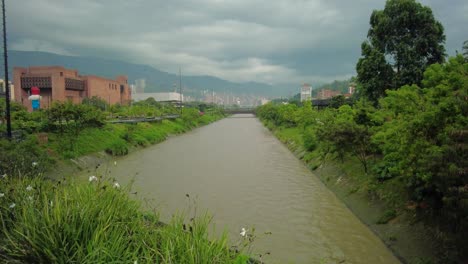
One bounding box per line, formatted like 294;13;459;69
356;0;446;104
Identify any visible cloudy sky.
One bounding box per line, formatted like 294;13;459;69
8;0;468;85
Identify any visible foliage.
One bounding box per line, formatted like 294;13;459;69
329;95;347;109
105;139;129;156
356;0;446;104
45;101;105;151
315;105;374;172
0;176;248;263
181;108;201;126
0;136;52;177
302;126;318;151
257;56;468;259
0;99;46;134
82;96;109;111
463;40;468;61
374;56;468;235
376;209;397;224
315;79;352;94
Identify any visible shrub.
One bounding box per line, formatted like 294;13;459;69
105;139;129;156
302;126;318;151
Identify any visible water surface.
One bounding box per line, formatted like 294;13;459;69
101;115;400;263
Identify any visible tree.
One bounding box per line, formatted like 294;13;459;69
82;96;109;111
316;105;374;172
373;56;468;238
463;40;468;61
356;0;445;104
46;102;105;151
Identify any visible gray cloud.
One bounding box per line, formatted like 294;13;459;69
7;0;468;85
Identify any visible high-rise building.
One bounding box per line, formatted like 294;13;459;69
300;83;312;101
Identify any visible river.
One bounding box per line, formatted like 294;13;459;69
99;114;400;263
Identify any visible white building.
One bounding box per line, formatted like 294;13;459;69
132;92;183;103
300;83;312;101
0;79;14;100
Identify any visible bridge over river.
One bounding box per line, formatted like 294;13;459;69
86;114;400;264
223;107;256;115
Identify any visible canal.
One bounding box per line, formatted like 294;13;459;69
101;114;400;263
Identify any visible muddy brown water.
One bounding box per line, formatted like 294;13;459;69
88;114;400;263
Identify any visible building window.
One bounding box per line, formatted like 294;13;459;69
60;72;63;77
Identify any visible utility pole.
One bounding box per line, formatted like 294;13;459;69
2;0;11;139
179;67;182;114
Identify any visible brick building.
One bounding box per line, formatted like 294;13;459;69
13;66;131;111
317;89;341;99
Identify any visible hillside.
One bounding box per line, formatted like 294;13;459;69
1;50;295;98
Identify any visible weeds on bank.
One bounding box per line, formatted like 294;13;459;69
0;175;250;263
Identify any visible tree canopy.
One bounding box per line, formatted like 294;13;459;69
356;0;446;104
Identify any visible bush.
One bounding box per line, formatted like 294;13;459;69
105;139;129;156
302;126;318;151
0;136;52;177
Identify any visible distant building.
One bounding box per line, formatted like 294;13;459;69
317;89;341;99
300;83;312;101
132;92;183;103
348;84;356;95
13;66;131;111
0;79;14;100
134;79;146;93
258;98;270;106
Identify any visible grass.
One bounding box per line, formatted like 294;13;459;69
47;113;224;159
0;176;250;263
274;126;304;147
376;209;398;224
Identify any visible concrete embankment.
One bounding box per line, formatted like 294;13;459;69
266;124;439;264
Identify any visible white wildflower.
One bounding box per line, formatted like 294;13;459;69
9;203;15;209
114;161;117;166
26;185;33;191
134;261;138;264
32;162;38;167
1;174;6;179
50;201;53;207
28;196;33;201
89;175;98;182
0;193;4;198
240;227;247;237
113;182;121;189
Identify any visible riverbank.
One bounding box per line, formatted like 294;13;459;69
48;113;225;178
0;113;256;263
0;174;250;263
263;122;440;264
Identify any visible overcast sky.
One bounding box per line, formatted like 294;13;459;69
8;0;468;85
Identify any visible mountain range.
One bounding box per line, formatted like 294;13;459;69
1;50;298;99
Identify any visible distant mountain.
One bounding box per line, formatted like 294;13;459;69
1;50;296;99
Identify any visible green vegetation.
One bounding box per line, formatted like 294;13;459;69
258;55;467;262
0;98;245;262
0;99;225;159
356;0;446;104
0;176;249;263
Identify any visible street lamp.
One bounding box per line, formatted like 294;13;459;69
2;0;11;139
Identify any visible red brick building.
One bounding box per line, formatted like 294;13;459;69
317;89;341;99
13;66;131;111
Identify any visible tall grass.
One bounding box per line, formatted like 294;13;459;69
0;176;249;263
48;113;224;159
